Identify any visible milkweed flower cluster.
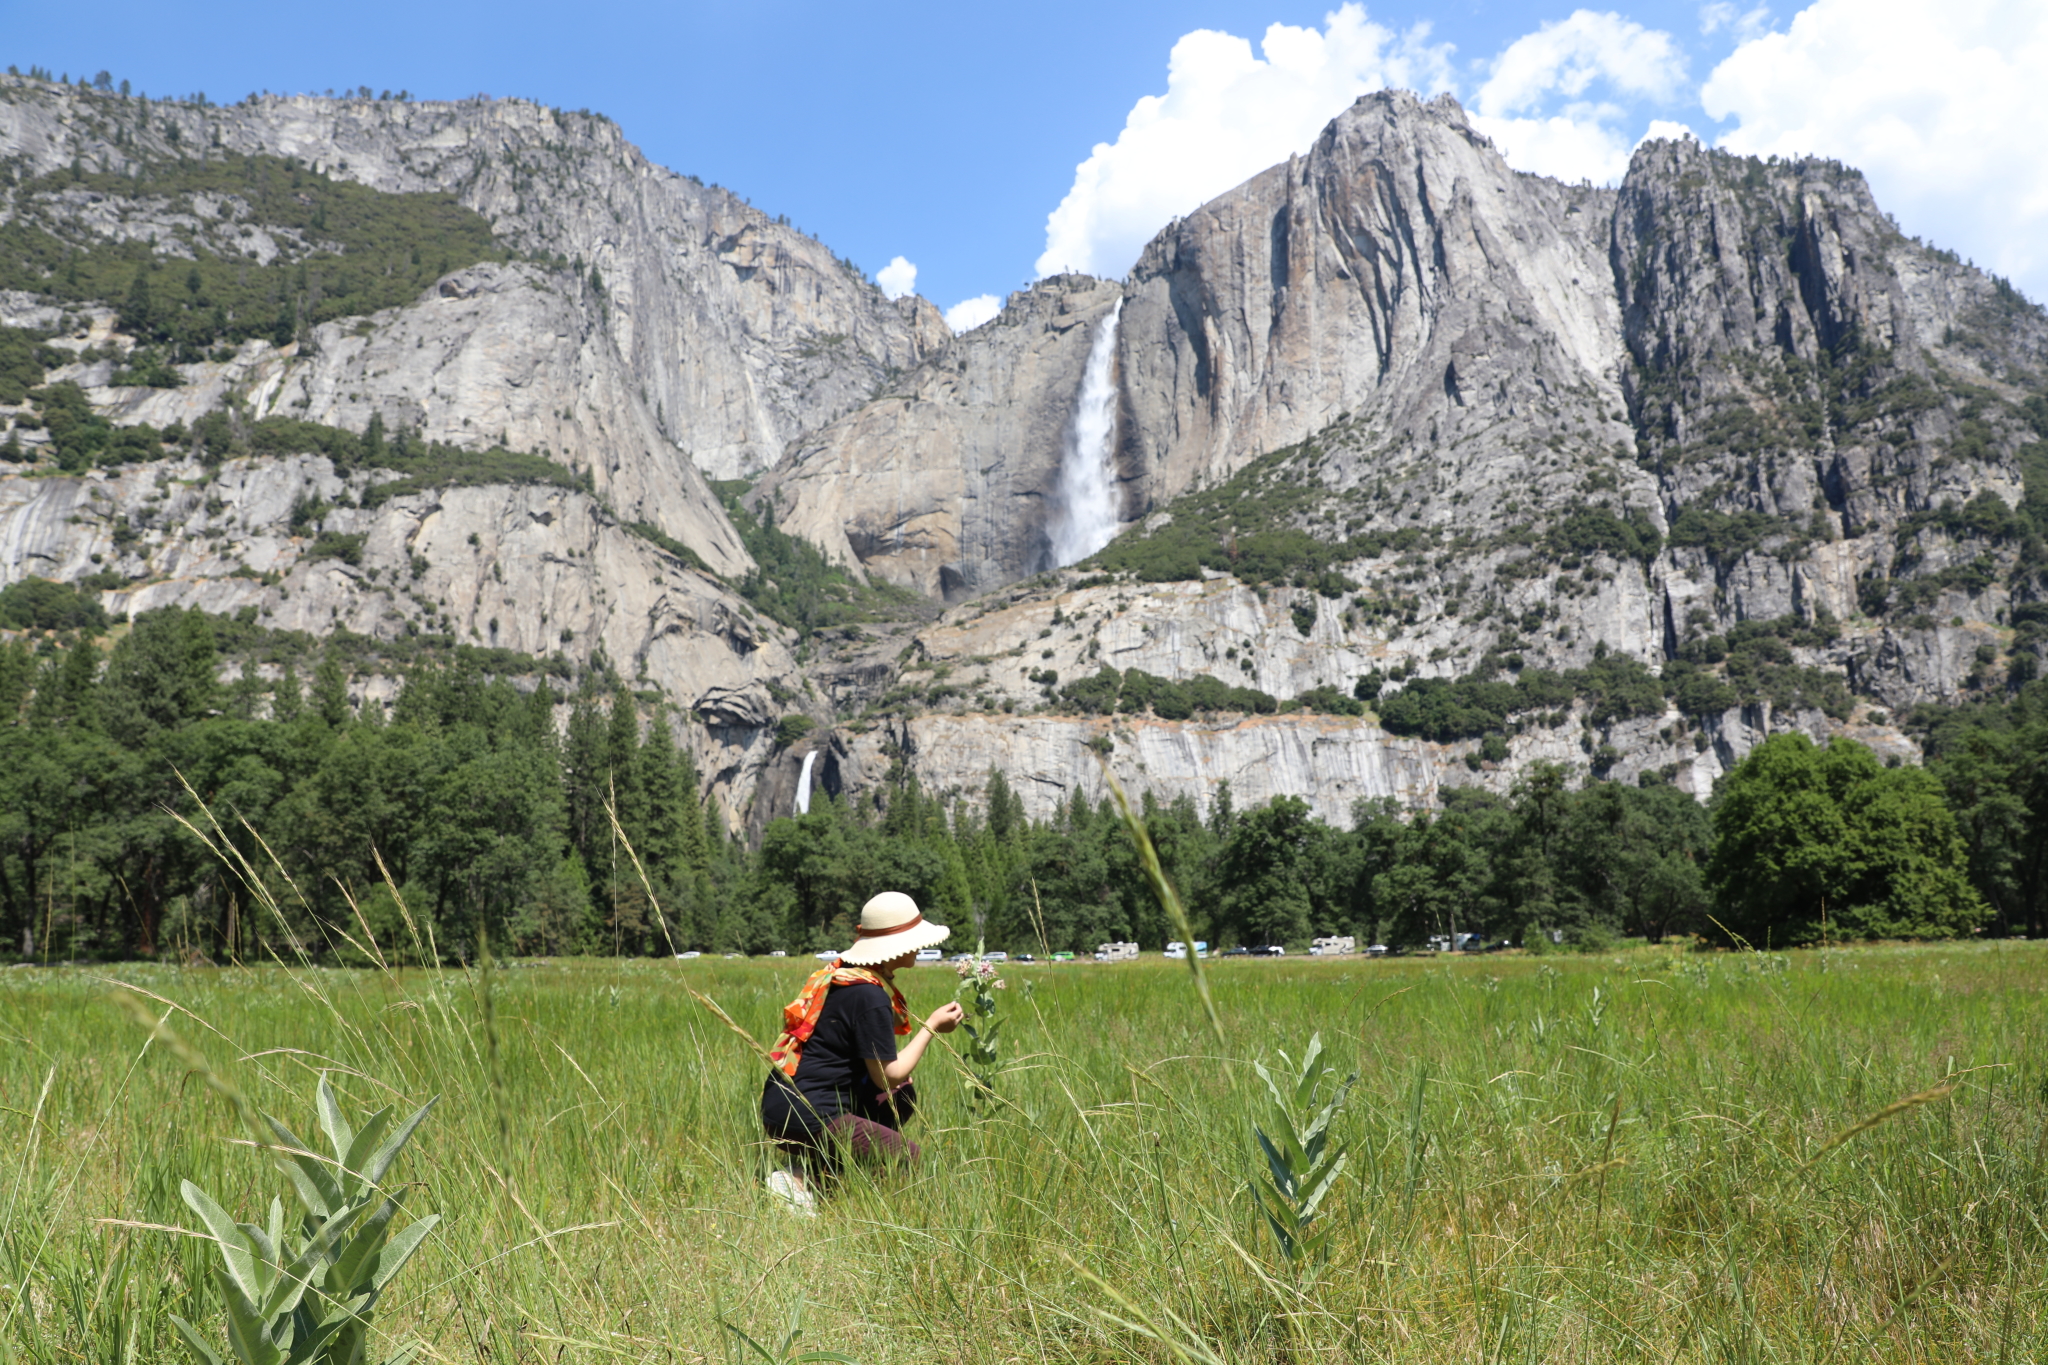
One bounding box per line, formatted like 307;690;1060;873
955;957;1003;985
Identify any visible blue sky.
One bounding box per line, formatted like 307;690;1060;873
7;1;2044;321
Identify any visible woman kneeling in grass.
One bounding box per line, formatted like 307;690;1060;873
761;892;963;1214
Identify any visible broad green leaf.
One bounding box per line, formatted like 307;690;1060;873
1253;1128;1296;1196
316;1076;354;1165
261;1204;361;1321
340;1106;396;1194
278;1312;346;1365
369;1214;439;1292
239;1222;279;1298
215;1266;283;1365
1297;1149;1350;1222
181;1181;262;1304
361;1097;437;1187
265;1116;341;1217
1292;1034;1325;1108
168;1314;226;1365
328;1195;401;1294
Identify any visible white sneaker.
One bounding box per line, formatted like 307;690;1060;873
766;1168;817;1217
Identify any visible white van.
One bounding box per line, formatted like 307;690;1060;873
915;947;943;963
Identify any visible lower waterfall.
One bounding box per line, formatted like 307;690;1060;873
793;749;816;817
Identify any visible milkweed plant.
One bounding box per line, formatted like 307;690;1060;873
169;1076;440;1365
953;944;1008;1116
1249;1033;1355;1275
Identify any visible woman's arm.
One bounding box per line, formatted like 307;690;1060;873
864;1001;965;1088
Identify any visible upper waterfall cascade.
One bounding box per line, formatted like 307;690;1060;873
1047;300;1124;567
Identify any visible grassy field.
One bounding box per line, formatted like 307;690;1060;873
3;943;2043;1363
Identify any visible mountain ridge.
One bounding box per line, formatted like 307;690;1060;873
3;75;2045;833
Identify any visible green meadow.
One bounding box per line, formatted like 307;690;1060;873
3;944;2042;1363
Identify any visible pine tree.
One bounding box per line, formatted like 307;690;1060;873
986;768;1023;840
0;639;35;721
32;643;101;730
271;663;302;722
636;708;688;871
121;266;154;340
561;695;610;871
605;692;643;838
310;657;350;728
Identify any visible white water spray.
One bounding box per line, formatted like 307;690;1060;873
794;749;817;816
1048;299;1124;567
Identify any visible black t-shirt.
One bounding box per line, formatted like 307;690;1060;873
760;981;903;1139
793;980;899;1102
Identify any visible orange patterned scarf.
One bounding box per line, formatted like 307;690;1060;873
768;963;911;1078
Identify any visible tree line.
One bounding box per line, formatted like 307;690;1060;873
1;603;2042;964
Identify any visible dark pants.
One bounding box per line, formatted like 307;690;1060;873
761;1071;921;1174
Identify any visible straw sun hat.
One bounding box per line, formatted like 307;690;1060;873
837;891;951;966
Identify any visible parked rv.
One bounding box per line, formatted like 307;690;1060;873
1163;940;1209;959
1094;942;1140;962
1310;935;1356;956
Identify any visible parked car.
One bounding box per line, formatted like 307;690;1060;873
1012;953;1036;964
768;949;788;957
1218;946;1253;958
673;951;701;960
984;951;1009;963
814;949;840;961
1051;951;1076;962
1249;945;1286;957
915;947;944;963
1365;944;1389;957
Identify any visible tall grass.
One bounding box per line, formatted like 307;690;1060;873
3;940;2044;1362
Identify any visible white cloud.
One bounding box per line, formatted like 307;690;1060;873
944;294;1002;333
1641;118;1701;145
1034;3;1455;280
1703;0;2048;298
876;255;918;300
1467;10;1689;183
1476;10;1687;114
1699;2;1772;40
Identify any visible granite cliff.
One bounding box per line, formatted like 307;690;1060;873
3;76;2044;832
748;90;2044;819
750;274;1124;599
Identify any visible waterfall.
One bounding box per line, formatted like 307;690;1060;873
1048;299;1124;567
793;749;817;816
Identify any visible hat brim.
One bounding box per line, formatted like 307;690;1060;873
838;919;951;965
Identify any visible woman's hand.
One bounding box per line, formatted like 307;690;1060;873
880;1001;968;1085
